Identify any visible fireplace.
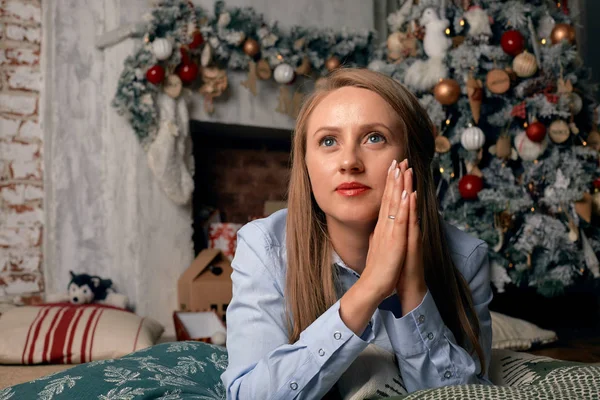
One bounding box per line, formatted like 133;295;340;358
190;121;292;255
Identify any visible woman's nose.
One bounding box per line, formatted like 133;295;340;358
339;147;364;173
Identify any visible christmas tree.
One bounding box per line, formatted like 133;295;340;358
369;0;600;297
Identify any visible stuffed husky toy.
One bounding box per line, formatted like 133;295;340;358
46;271;128;309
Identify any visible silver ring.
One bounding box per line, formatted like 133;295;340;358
388;215;396;220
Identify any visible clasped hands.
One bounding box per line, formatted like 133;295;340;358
361;159;427;317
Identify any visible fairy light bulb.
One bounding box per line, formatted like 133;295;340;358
460;19;465;26
445;28;451;35
583;141;588;146
440;167;445;173
541;38;547;45
450;172;455;178
446;119;451;125
531;207;535;212
524;122;528;128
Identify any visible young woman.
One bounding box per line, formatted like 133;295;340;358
221;68;493;399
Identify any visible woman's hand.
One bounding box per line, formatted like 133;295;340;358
396;160;427;316
358;158;412;303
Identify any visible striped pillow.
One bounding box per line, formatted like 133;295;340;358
0;303;164;365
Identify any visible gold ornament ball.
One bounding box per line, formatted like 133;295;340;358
513;51;538;78
548;120;570;143
434;79;461;105
435;136;451;153
325;56;341;72
551;23;576;45
587;130;600;151
243;38;260;57
495;135;512;159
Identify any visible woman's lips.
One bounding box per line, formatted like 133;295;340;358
336;187;371;197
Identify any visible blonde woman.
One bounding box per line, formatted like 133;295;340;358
221;68;492;399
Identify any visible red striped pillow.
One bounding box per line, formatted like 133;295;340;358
0;303;164;365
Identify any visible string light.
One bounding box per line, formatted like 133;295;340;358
446;119;451;125
508;263;514;268
557;2;561;8
534;159;539;164
523;122;528;128
583;141;588;146
558;206;562;212
580;268;585;273
277;54;283;60
501;163;506;168
445;28;451;35
460;19;465;26
440;167;445;173
531;207;535;212
541;38;547;45
450;172;455;178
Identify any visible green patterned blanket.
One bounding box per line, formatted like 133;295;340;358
2;344;599;399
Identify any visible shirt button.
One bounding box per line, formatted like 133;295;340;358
318;348;325;356
333;331;342;340
444;371;453;379
427;332;434;341
418;314;426;324
290;382;298;390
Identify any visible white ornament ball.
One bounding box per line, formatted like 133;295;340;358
211;331;226;346
461;126;486;151
273;63;295;84
514;131;547;161
566;92;583;115
152;38;173;61
513;51;538;78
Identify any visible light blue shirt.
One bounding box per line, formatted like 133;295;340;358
221;209;493;399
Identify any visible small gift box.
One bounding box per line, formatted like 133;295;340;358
209;223;243;261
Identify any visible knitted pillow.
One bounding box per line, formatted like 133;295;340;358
0;303;163;365
491;311;558;351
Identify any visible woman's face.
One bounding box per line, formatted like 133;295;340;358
305;87;405;227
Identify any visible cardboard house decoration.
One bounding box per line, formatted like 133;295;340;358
177;248;233;321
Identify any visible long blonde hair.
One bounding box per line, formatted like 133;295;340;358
285;68;486;376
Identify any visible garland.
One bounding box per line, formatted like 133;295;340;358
111;0;376;149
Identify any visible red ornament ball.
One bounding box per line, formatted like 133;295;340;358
593;177;600;189
501;30;525;57
459;175;484;200
526;121;547;143
146;65;165;85
188;30;204;49
180;47;190;63
177;62;199;83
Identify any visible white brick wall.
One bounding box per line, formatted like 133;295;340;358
0;0;44;305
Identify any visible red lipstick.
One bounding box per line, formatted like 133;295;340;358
336;182;371;197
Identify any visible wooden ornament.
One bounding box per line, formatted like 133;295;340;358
575;192;593;223
387;31;418;61
513;51;538;78
241;61;258;96
243;38;260;58
495;135;512;159
435;136;451;153
276;86;292;115
486;69;510;94
467;77;483;124
325;56;341;72
587;130;600;151
434;79;461;105
201;44;213;67
295;56;312;76
256;59;272;80
551;23;576;45
163;74;182;98
548;120;570;143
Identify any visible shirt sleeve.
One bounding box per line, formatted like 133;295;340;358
221;223;375;400
378;242;493;393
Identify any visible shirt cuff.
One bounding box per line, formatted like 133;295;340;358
298;299;374;368
379;290;445;358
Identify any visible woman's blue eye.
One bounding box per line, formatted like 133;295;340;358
320;137;336;147
368;133;385;144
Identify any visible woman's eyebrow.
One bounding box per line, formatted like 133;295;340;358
312;123;393;137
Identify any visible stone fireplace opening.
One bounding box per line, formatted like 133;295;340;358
190;121;292;255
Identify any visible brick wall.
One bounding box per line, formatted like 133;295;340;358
0;0;44;305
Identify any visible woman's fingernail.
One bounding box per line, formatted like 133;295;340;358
395;168;400;180
414;191;417;199
389;159;397;173
407;167;413;175
402;190;408;200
